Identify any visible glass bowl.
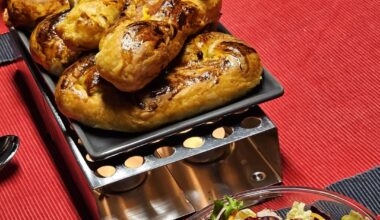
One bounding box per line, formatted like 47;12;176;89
189;186;377;220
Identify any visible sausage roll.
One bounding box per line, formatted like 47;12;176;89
3;0;70;30
55;0;126;50
55;32;262;132
95;0;222;92
30;11;81;76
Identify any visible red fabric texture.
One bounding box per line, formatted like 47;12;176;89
219;0;380;187
0;0;379;219
0;60;80;219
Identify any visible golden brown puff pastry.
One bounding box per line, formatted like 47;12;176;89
55;0;126;50
96;19;184;92
3;0;70;30
28;0;125;72
29;11;81;76
95;0;222;92
55;32;262;132
121;0;146;20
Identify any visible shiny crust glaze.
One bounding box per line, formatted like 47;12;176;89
4;0;70;30
29;11;81;76
95;0;222;92
55;32;262;132
96;19;182;92
55;0;126;50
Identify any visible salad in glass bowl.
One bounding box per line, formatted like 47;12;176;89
189;186;376;220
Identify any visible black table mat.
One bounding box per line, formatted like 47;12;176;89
326;166;380;216
0;32;22;65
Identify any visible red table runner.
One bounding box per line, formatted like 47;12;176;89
0;0;379;219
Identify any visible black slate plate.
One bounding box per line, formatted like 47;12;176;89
13;25;284;160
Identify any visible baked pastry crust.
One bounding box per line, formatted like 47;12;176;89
55;0;126;50
4;0;70;30
55;32;262;132
29;11;81;76
95;0;222;92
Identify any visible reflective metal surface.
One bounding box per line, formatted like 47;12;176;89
162;137;282;211
0;135;20;171
248;128;282;177
79;107;278;190
102;173;147;193
96;167;194;220
95;128;282;219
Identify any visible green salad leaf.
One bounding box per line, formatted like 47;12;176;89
210;196;244;220
210;199;225;220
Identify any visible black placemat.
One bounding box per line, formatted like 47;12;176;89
0;32;22;65
326;166;380;215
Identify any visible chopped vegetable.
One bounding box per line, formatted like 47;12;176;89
257;209;282;219
210;199;225;220
234;208;256;220
341;210;365;220
286;202;312;220
209;198;366;220
210;196;244;220
310;212;326;220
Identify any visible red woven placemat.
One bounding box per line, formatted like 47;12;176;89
0;60;81;219
219;0;380;187
0;0;379;219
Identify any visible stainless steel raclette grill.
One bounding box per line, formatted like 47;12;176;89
73;106;278;189
13;27;284;219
